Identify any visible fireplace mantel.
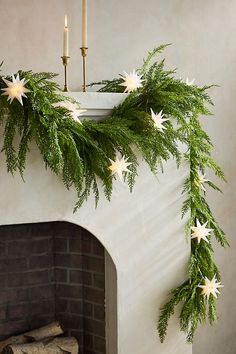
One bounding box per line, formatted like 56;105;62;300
0;92;191;354
64;92;128;119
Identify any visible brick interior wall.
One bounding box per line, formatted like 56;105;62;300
0;222;106;354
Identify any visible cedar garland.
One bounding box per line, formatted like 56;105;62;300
0;45;228;342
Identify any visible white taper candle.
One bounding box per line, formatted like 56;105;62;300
82;0;87;47
63;15;69;56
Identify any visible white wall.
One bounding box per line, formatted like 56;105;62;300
0;0;235;353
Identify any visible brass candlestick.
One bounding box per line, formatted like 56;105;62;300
61;56;70;92
80;47;88;92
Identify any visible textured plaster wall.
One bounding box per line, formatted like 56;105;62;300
0;0;235;353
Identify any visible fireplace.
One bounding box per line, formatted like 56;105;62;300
0;93;190;354
0;221;116;354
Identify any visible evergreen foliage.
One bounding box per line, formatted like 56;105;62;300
0;45;227;342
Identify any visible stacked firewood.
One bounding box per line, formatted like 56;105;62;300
0;322;79;354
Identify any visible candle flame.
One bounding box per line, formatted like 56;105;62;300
64;15;68;27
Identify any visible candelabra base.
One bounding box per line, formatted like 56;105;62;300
61;56;70;92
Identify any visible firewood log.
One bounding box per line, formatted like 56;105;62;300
0;336;28;354
3;337;79;354
24;322;64;341
0;322;64;353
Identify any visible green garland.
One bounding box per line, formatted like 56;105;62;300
0;45;227;342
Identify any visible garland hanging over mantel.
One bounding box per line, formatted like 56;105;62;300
0;45;228;342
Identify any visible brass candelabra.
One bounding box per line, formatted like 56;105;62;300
61;56;70;92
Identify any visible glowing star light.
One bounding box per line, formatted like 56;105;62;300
185;77;195;86
196;171;209;192
198;275;224;300
54;101;86;124
191;219;213;244
108;155;132;181
1;74;30;105
150;108;169;132
120;69;143;93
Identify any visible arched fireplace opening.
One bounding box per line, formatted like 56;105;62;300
0;221;117;354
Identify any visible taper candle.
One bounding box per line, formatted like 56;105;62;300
63;15;69;57
82;0;87;47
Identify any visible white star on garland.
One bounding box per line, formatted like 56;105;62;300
108;155;132;181
196;171;209;192
1;74;30;105
150;109;169;132
191;219;213;244
120;70;143;93
54;101;86;124
186;77;195;86
198;275;224;300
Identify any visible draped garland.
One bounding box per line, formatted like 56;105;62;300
0;45;227;342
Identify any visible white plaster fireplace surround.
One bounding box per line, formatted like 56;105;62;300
0;93;191;354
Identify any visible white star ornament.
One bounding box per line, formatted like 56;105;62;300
108;155;132;181
196;171;209;192
54;101;86;124
191;219;213;244
150;108;169;132
198;275;224;300
1;74;30;105
120;70;143;93
185;77;195;86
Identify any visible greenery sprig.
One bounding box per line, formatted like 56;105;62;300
0;45;227;342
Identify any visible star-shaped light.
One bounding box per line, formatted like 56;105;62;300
54;101;86;124
191;219;213;244
198;275;224;300
196;171;209;192
108;155;132;181
1;74;30;105
185;77;195;86
120;69;143;93
150;108;169;132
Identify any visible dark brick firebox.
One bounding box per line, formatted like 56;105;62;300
0;222;106;354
